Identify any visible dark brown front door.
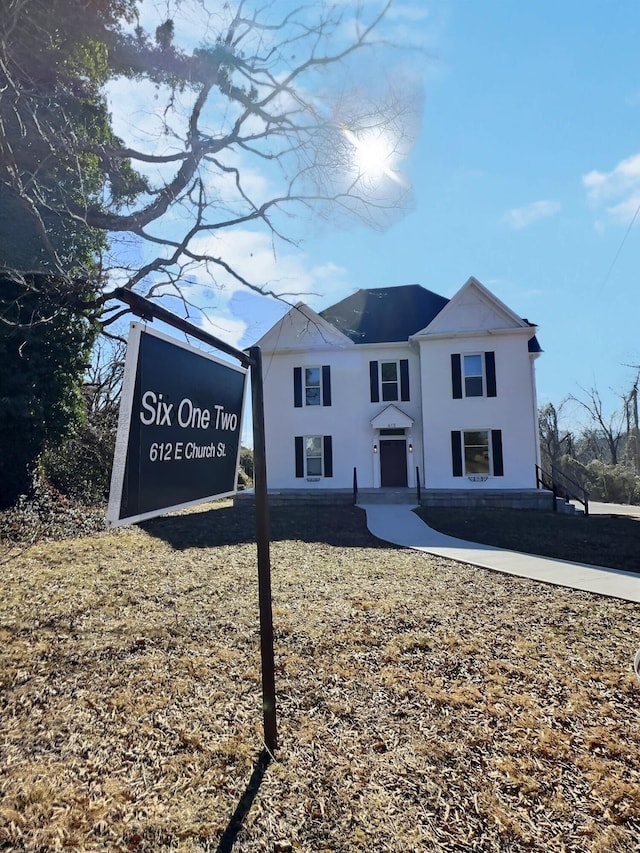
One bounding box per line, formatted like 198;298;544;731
380;440;408;487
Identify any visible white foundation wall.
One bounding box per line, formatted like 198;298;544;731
418;332;540;489
261;345;423;489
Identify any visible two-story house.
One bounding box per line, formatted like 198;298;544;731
253;277;543;503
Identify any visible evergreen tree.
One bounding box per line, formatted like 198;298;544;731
1;0;143;504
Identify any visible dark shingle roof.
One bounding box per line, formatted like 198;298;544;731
319;284;450;344
528;335;543;353
522;318;543;353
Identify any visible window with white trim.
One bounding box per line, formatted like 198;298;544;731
305;367;321;406
295;435;333;478
305;435;322;475
381;361;399;401
451;352;496;399
464;430;490;473
463;355;483;397
451;428;503;477
294;365;331;407
369;359;410;403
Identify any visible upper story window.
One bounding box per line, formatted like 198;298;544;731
304;367;321;406
369;359;410;403
463;354;483;397
451;352;496;399
381;361;399;401
294;366;331;407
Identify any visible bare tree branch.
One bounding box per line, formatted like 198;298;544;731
1;1;422;323
569;386;626;466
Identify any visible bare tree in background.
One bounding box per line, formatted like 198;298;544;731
538;401;575;471
540;372;640;504
569;386;626;466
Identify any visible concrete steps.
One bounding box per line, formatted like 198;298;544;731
556;498;586;515
356;488;419;506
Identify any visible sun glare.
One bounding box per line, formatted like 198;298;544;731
342;126;402;184
355;134;392;175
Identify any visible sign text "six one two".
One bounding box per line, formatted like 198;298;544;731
139;391;238;431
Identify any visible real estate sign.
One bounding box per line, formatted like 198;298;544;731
107;323;247;526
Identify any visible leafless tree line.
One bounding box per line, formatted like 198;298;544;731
539;370;640;503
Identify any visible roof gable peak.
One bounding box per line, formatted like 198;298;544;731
370;404;414;429
415;276;529;336
253;301;354;351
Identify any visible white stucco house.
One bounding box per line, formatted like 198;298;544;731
253;276;543;504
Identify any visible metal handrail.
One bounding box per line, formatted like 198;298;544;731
552;464;590;516
535;463;590;516
416;466;421;503
353;467;358;505
535;464;555;492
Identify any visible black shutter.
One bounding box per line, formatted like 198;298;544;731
293;367;302;408
485;351;497;398
451;354;462;399
451;431;463;477
400;359;410;401
322;365;332;407
295;436;304;477
323;435;333;477
369;361;380;403
491;430;504;476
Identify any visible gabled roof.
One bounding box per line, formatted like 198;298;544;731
414;276;531;337
370;405;414;429
253;301;354;351
319;284;449;344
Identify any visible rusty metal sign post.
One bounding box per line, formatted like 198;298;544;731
110;288;277;753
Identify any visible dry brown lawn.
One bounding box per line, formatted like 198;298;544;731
1;501;640;852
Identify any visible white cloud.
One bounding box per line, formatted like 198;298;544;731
583;152;640;202
605;192;640;223
583;153;640;224
184;230;349;304
503;200;561;230
168;229;352;350
387;4;432;23
198;312;248;350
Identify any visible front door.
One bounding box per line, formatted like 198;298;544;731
380;440;408;487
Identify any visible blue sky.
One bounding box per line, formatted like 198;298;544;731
110;1;640;427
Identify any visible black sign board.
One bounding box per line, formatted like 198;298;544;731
107;323;247;526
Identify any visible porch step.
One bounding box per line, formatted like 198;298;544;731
556;497;576;514
556;498;587;516
356;488;419;506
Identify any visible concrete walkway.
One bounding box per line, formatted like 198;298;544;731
587;500;640;518
359;503;640;604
